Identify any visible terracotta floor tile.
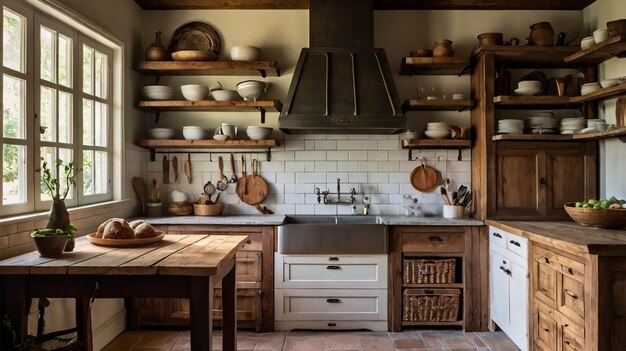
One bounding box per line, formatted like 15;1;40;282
465;333;488;348
283;335;326;351
415;331;446;350
254;332;287;350
438;331;474;348
474;331;520;351
392;337;427;350
136;330;182;349
325;332;361;350
358;333;394;351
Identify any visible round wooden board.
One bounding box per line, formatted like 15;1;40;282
171;50;218;61
410;164;438;192
236;174;268;206
87;231;165;247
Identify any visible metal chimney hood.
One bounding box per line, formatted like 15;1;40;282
279;0;405;134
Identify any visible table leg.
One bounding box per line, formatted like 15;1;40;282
75;298;93;351
190;276;214;351
222;262;237;351
1;276;27;350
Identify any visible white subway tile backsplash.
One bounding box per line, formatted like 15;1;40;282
348;151;368;161
284;139;305;150
338;140;371;150
284;193;305;204
378;183;400;194
296;172;327;183
315;161;338;172
337;161;359;172
349;172;368;183
358;162;378;172
378;161;400;172
327;151;349;160
368;151;388;161
305;140;315;150
389;150;408;161
315;140;338;150
276;173;295;184
258;162;285;173
389;172;408;183
295;204;315;214
295;151;327;161
378;140;401;150
272;151;295;161
368;172;389;183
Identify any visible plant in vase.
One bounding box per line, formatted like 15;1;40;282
32;159;81;257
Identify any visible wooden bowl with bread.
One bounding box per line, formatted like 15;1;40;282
88;219;165;247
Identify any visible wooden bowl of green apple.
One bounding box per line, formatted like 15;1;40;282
564;197;626;229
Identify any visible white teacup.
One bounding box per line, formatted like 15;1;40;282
518;80;541;90
221;123;237;139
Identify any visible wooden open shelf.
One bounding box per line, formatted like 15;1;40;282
400;57;468;76
136;100;283;113
135;60;281;77
564;35;626;65
402;139;472;149
571;83;626;103
472;45;580;68
138;139;279;149
492;127;626;141
493;95;581;109
402;99;473;112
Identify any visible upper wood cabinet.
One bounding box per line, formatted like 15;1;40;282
490;141;596;219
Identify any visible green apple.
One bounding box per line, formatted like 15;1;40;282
588;199;598;205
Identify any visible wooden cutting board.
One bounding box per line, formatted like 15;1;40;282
236;159;268;206
410;163;438;193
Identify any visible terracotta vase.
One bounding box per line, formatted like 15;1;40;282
32;235;68;258
46;199;70;231
145;31;168;61
528;22;555;46
433;40;454;57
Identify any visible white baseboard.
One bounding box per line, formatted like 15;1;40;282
93;308;126;351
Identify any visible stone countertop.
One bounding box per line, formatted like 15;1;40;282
139;215;482;226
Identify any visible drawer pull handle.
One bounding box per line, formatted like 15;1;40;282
567;267;574;275
499;266;511;276
565;289;578;299
246;239;252;245
328;322;337;326
326;298;341;303
327;265;341;270
329;257;339;261
428;236;443;242
544;257;550;264
493;232;502;238
509;240;521;247
543;328;550;332
564;339;571;345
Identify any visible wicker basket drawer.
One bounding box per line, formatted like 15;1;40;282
403;258;457;284
402;288;461;322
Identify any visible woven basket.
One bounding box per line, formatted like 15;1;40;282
193;203;224;216
403;289;460;322
403;258;457;284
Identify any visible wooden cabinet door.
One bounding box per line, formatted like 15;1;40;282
489;249;509;329
509;261;529;351
545;142;597;217
534;256;558;309
533;303;558;351
494;144;544;217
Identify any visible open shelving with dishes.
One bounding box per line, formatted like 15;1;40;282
137;139;280;161
564;33;626;65
402;99;473;112
492;126;626;141
400;57;469;76
136;100;283;123
135;60;281;78
492;82;626;108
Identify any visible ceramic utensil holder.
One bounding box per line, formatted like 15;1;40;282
443;205;465;219
146;202;162;217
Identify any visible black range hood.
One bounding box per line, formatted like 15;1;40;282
279;0;405;134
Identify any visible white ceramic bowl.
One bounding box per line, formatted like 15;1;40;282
593;28;609;44
581;85;601;95
425;129;450;139
230;46;261;61
581;36;596;50
142;85;175;100
181;84;209;101
211;89;241;101
237;80;270;101
182;127;207;140
514;88;540;96
148;128;175;139
452;93;466;100
600;79;619;88
426;122;449;128
518;80;541;90
246;126;272;140
213;134;229;141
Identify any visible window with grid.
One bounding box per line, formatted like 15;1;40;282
1;1;114;217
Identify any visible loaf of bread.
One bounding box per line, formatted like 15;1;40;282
128;220;145;230
102;219;134;239
96;218;124;238
134;223;158;239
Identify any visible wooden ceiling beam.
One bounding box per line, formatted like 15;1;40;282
134;0;596;11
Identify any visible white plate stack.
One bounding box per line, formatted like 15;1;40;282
525;113;558;134
497;119;524;134
424;122;450;139
560;117;586;134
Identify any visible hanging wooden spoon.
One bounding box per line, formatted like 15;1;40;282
162;155;170;184
217;156;228;191
184;153;192;184
172;156;179;183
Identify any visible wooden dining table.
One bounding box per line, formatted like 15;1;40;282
0;234;248;351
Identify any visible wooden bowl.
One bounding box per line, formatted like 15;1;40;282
607;19;626;37
171;50;218;61
410;49;433;57
194;203;224;216
564;202;626;229
477;32;504;46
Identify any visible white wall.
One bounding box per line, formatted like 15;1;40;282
584;0;626;199
139;9;582;216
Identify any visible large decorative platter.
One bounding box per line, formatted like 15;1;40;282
168;21;221;55
87;231;166;247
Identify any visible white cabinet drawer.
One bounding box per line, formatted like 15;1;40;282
275;254;387;289
275;288;387;321
489;226;507;248
505;232;528;260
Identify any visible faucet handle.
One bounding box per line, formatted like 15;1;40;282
350;188;356;195
316;187;321;195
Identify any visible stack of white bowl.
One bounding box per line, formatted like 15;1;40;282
148;128;175;139
182;126;208;140
560;118;586;134
525;112;558;134
142;85;175;100
581;82;601;95
246;126;272;140
230;46;261;61
424;122;450;139
497;119;524;134
514;80;541;96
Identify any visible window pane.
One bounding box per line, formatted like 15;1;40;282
82;98;93;145
58;148;73;200
40;147;74;201
94;51;107;99
94;151;107;194
82;46;93;94
94;102;107;147
58;34;72;87
40;26;56;83
58;91;72;143
82;150;93;196
40;146;55;201
40;86;57;142
3;75;26;139
3;8;25;73
2;143;26;204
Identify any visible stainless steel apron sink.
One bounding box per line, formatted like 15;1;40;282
277;215;388;254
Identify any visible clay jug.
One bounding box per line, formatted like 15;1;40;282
145;31;167;61
528;22;555;46
433;39;454;57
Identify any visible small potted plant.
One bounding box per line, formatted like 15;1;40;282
31;159;80;257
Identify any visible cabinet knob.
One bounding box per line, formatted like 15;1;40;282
493;232;502;238
509;240;521;247
428;236;443;242
564;339;571;345
544;257;550;264
326;298;341;303
540;177;547;185
326;265;341;270
567;267;574;275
